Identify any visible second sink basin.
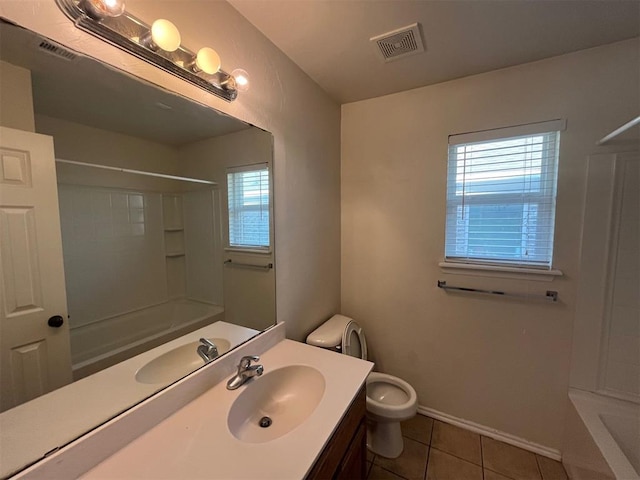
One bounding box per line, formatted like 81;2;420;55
227;365;325;443
135;338;231;384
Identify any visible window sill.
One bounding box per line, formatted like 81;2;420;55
225;247;272;255
438;261;563;282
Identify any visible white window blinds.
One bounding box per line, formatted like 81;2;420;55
444;120;564;269
227;163;270;249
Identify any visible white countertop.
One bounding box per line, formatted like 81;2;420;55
81;339;373;479
1;321;258;479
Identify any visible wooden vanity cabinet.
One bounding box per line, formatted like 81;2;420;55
306;386;367;480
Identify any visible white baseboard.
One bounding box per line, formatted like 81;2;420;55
417;405;562;461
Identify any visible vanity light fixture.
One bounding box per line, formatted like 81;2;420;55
140;19;182;52
221;68;251;93
79;0;125;20
186;47;221;75
56;0;248;101
231;69;250;92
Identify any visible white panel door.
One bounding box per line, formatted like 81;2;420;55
0;126;72;412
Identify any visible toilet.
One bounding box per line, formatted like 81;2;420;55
306;314;418;458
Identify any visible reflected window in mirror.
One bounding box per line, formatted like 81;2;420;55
226;163;271;251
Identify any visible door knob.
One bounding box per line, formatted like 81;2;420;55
48;315;64;328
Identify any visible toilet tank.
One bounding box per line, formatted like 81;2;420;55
306;314;353;350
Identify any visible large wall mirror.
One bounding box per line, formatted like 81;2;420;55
0;19;275;478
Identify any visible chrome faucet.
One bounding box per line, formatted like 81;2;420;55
197;338;219;363
226;355;264;390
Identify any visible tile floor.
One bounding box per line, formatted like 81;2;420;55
366;414;568;480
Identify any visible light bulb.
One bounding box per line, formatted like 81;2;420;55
231;69;250;92
194;47;221;75
149;19;181;52
80;0;125;19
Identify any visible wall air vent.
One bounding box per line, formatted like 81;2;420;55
38;40;77;61
370;23;425;63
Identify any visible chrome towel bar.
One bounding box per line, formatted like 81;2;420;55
224;259;273;270
437;280;558;302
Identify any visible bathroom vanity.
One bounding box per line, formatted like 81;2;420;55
307;387;367;479
12;323;373;479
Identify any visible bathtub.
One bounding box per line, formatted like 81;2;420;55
71;299;224;379
563;389;639;480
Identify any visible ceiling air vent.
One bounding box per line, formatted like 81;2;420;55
370;23;425;63
38;40;77;61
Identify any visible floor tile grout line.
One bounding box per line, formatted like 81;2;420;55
480;434;485;480
378;423;544;480
377;464;411;480
420;417;560;480
401;417;434;446
428;445;484;468
366;456;374;479
484;466;517;480
428;416;435;446
423;445;431;480
371;449;414;480
371;432;431;479
402;435;429;446
401;416;517;479
534;453;544;480
368;452;376;479
431;418;485;466
427;419;434;479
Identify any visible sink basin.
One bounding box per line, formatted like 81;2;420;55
227;365;325;443
135;338;231;384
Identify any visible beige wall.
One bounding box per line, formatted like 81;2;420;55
181;128;276;330
0;1;342;342
36;114;182;177
341;39;639;450
0;60;35;131
181;128;273;244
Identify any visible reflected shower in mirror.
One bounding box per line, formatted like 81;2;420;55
0;19;274;478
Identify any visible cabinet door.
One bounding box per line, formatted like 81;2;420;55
306;387;366;480
336;422;366;480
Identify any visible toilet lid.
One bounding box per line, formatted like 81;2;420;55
342;321;367;361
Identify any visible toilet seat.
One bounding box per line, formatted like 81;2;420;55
366;372;417;420
342;322;367;361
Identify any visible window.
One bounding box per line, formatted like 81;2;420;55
444;120;564;269
227;163;270;249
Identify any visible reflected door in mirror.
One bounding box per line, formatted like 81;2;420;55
0;126;72;412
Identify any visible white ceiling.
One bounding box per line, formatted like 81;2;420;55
229;0;640;104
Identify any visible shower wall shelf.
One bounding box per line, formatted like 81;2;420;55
162;194;186;298
437;280;558;302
